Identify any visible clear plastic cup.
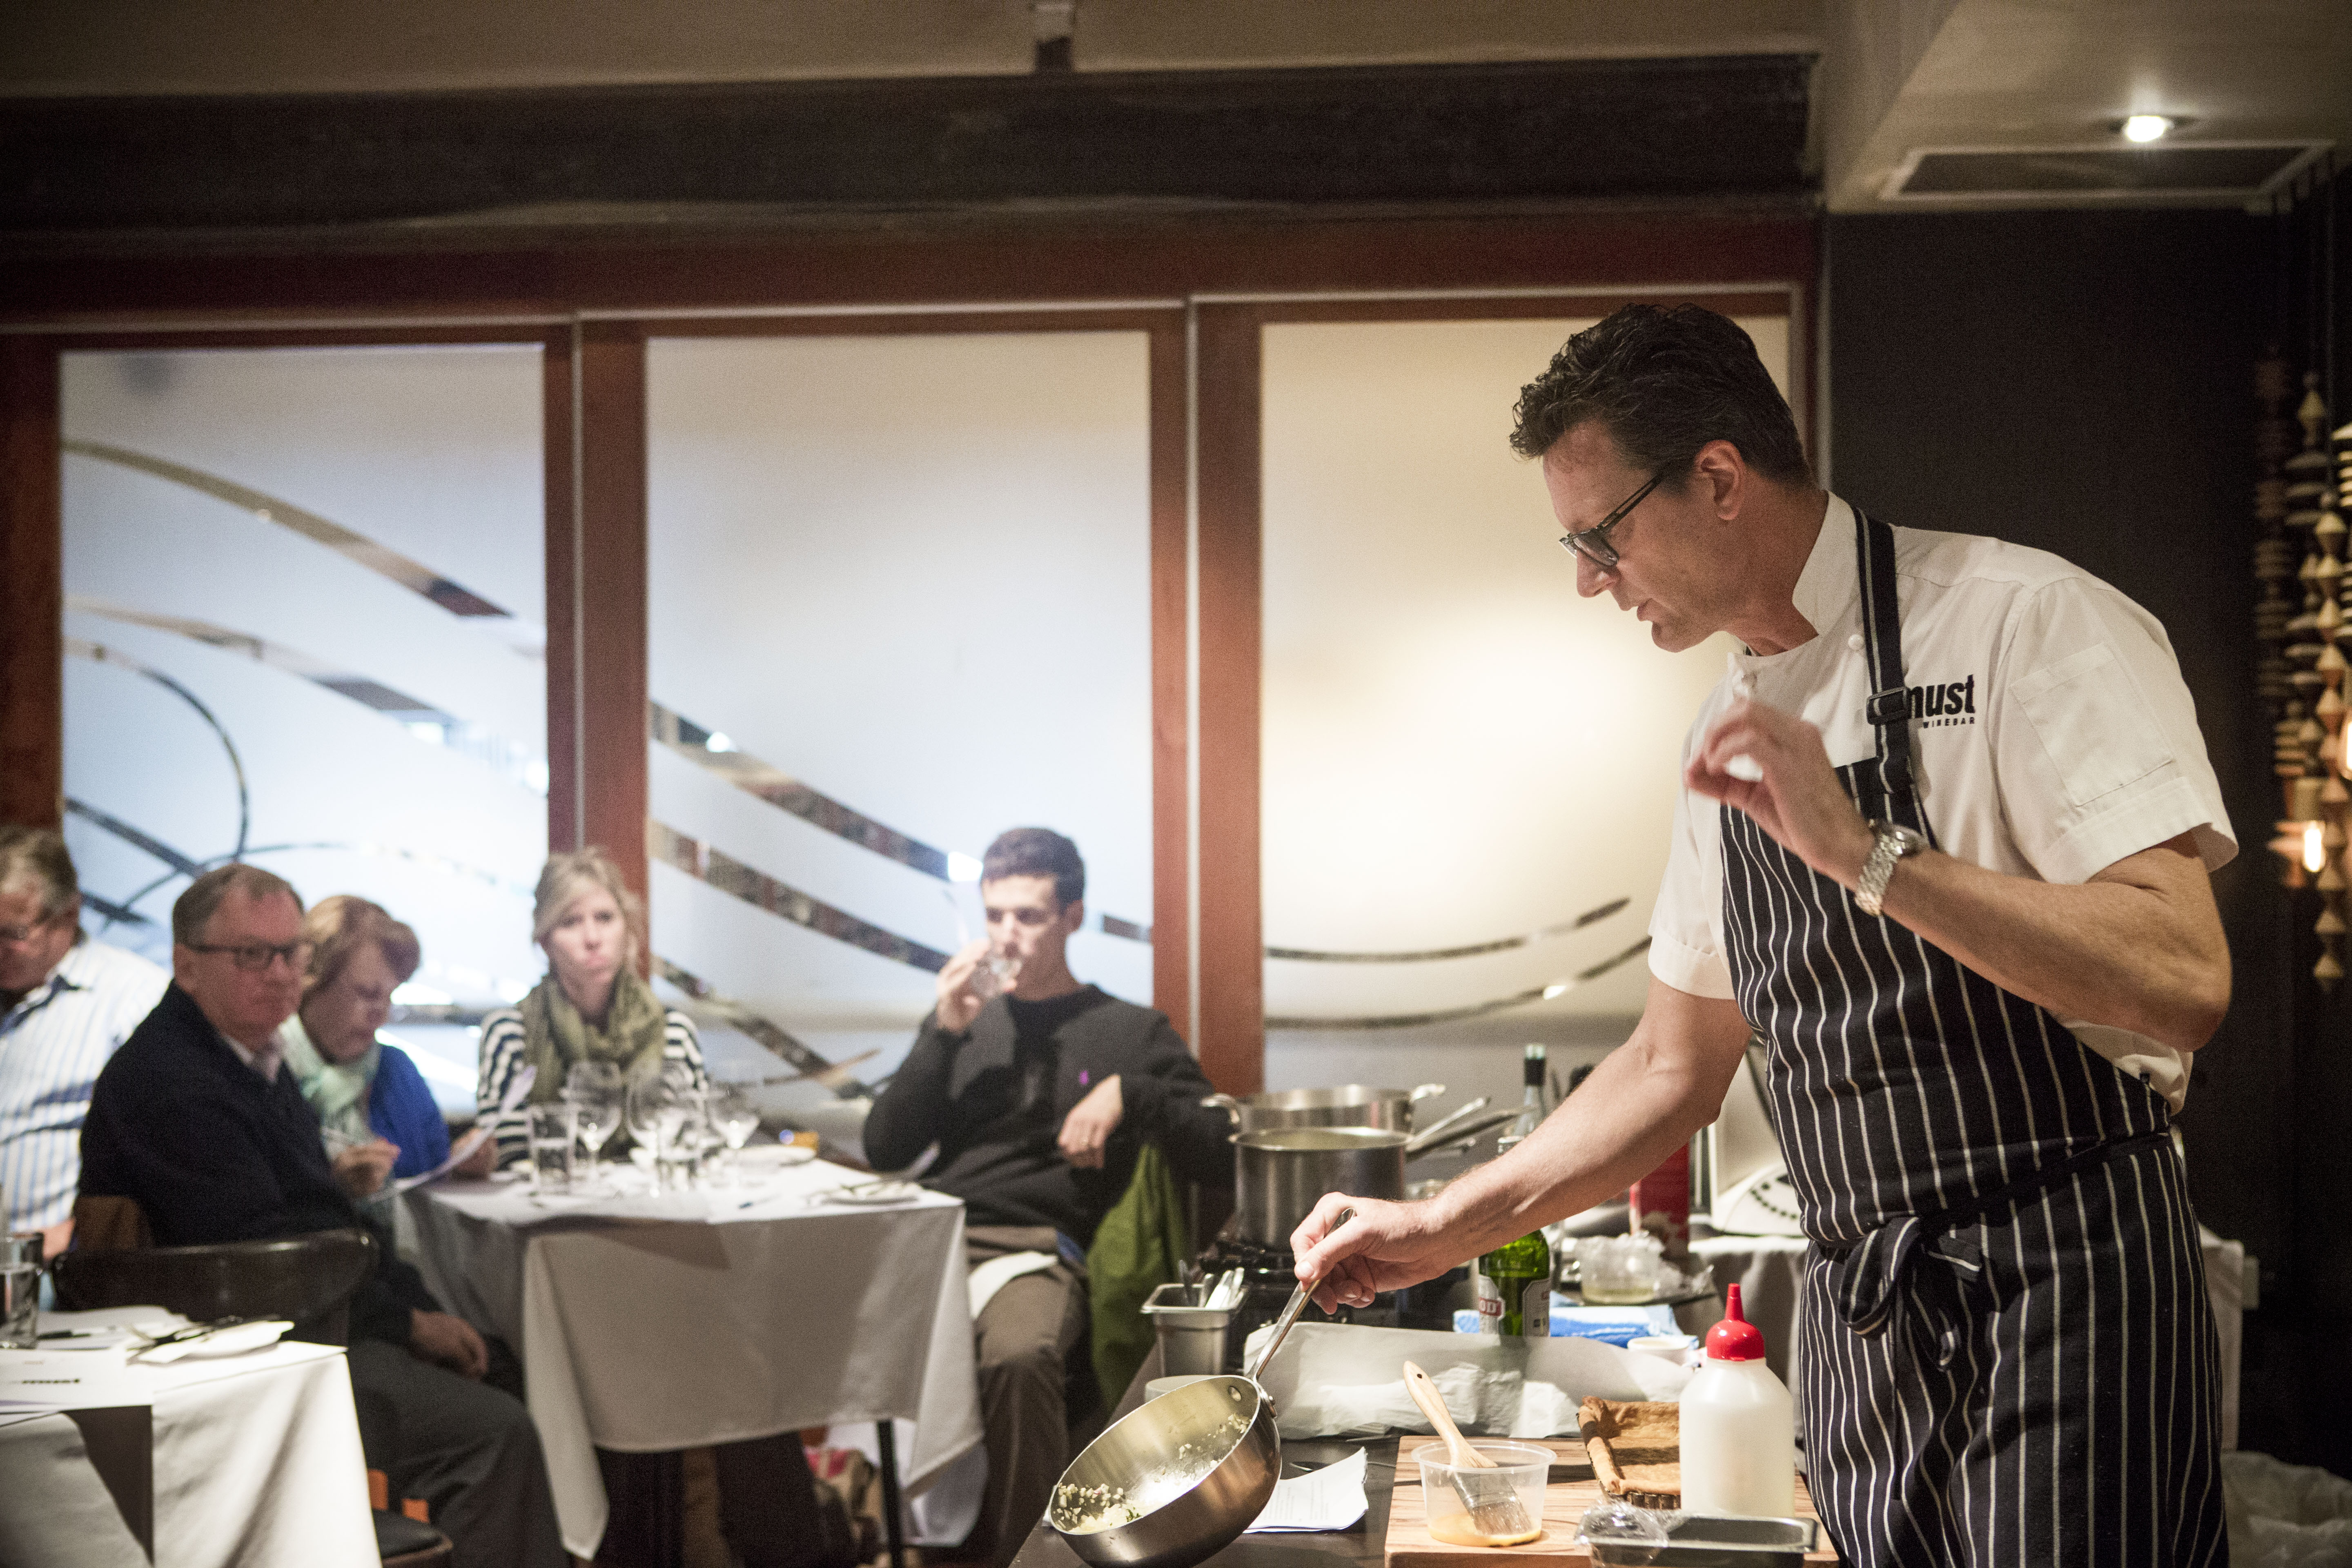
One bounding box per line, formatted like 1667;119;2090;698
1416;1440;1550;1548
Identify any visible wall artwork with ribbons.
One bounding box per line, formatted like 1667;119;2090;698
58;346;555;1104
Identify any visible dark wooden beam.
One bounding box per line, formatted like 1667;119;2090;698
0;338;61;830
0;209;1817;328
546;324;651;913
543;328;581;857
1193;304;1263;1095
1149;317;1192;1045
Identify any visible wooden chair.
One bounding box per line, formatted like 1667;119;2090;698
52;1212;379;1347
61;1206;453;1564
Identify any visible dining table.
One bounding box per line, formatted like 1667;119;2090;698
0;1306;376;1568
403;1147;985;1561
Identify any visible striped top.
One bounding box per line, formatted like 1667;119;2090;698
474;1003;705;1167
1;936;169;1233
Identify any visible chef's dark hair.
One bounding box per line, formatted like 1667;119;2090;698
1509;303;1809;486
982;826;1085;909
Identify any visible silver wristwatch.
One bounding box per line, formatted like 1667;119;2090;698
1854;821;1929;917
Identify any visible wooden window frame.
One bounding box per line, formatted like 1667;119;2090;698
0;211;1815;1092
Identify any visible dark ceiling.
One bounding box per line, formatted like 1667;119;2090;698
0;55;1814;249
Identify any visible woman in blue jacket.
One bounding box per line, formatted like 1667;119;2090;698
278;895;463;1193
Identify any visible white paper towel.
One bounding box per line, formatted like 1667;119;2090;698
1242;1321;1690;1440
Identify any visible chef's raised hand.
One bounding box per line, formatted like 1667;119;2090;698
1290;1192;1460;1312
1687;699;1875;885
934;939;992;1034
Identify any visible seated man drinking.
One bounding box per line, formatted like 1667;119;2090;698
79;865;563;1568
864;828;1233;1566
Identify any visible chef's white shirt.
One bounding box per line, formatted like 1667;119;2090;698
1647;494;2235;1111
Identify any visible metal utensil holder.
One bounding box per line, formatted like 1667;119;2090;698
1139;1281;1235;1376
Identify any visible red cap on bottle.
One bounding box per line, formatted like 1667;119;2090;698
1704;1283;1767;1361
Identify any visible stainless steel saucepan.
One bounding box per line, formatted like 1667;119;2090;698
1201;1082;1444;1135
1049;1232;1333;1568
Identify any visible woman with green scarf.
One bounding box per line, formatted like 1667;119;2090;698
279;895;459;1201
479;849;840;1566
475;848;706;1169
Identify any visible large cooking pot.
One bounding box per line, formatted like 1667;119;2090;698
1201;1082;1443;1135
1232;1126;1407;1246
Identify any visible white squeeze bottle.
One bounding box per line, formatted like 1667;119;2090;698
1679;1283;1795;1517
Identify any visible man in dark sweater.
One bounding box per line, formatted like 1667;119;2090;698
80;865;562;1568
864;828;1232;1567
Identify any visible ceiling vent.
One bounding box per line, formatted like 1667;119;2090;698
1883;142;2330;207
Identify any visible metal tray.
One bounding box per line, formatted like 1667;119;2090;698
1588;1513;1818;1567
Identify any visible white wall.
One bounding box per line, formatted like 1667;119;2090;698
1259;314;1787;1033
645;331;1155;1040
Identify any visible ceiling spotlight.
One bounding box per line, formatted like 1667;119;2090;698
2119;115;2177;143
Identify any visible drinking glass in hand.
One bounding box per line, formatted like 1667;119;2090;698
528;1104;577;1194
711;1086;761;1185
969;952;1020;1001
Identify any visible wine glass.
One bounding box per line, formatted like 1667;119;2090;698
711;1085;761;1185
625;1071;682;1189
565;1061;624;1186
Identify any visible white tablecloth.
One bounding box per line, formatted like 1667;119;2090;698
407;1159;984;1559
1687;1224;2249;1449
0;1311;375;1568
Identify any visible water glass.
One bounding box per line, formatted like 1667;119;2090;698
2;1234;42;1349
528;1104;577;1193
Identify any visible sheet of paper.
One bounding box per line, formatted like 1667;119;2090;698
391;1064;534;1195
0;1348;149;1411
1245;1446;1368;1533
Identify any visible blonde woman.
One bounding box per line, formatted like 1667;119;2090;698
475;849;704;1167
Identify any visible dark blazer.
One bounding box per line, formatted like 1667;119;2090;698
80;983;437;1345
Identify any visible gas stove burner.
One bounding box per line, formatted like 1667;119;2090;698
1198;1233;1298;1276
1192;1232;1396;1369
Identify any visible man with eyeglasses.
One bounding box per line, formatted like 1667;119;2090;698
80;864;565;1568
0;826;167;1258
1292;304;2234;1567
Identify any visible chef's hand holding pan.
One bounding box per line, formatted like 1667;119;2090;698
1685;697;1877;887
1290;1192;1460;1313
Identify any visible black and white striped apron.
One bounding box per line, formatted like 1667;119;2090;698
1719;508;2228;1568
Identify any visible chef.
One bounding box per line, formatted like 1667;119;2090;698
1293;303;2233;1567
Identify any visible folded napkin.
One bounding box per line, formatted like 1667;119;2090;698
968;1251;1058;1320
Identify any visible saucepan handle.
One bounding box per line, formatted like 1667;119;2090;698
1245;1207;1352;1381
1408;1083;1446;1102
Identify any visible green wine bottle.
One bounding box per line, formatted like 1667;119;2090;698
1475;1134;1552;1336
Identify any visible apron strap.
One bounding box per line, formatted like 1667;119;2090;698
1852;506;1919;826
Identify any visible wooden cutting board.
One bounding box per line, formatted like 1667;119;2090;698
1382;1439;1835;1566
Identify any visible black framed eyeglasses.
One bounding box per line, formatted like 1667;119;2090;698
1557;470;1666;572
186;940;315;973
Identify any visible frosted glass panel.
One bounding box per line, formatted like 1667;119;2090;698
646;332;1153;1072
60;347;548;1105
1261;316;1786;1066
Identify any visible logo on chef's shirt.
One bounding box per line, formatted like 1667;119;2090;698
1907;675;1977;728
